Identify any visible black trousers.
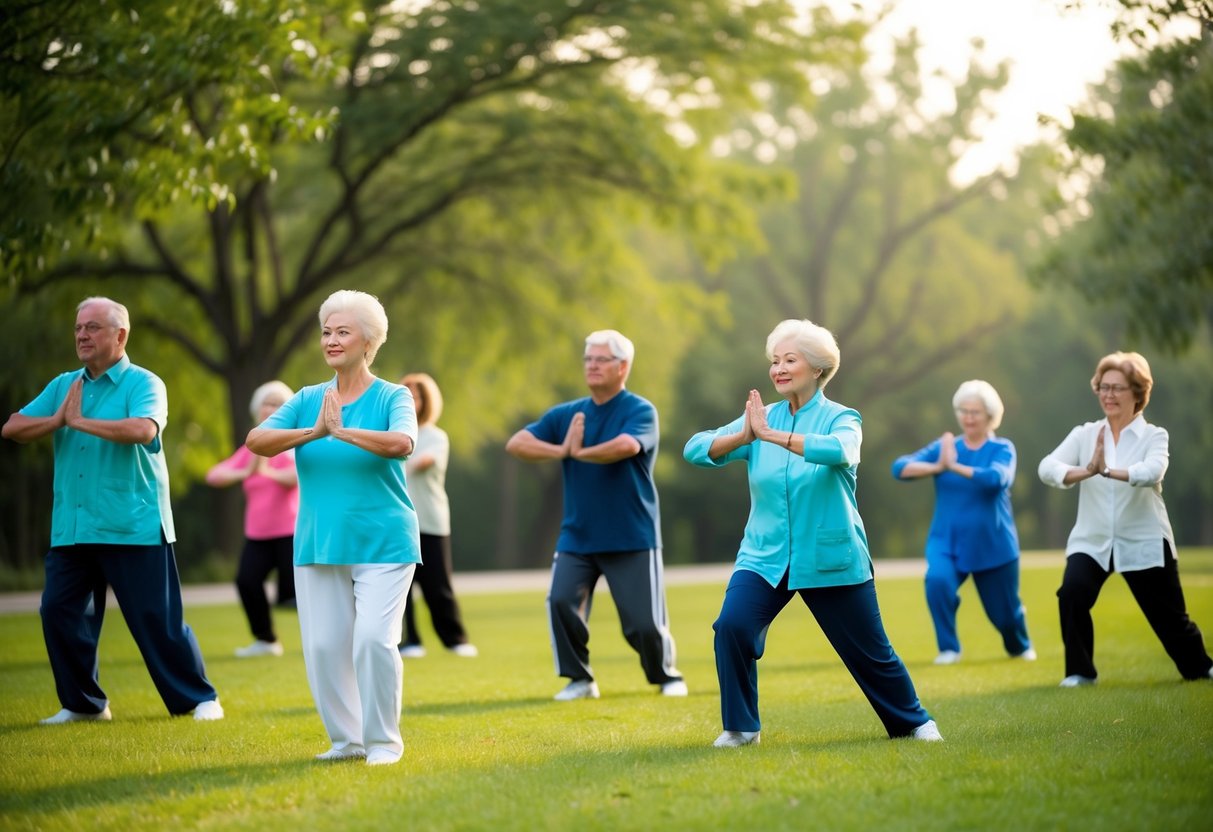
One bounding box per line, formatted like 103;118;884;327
235;536;295;643
401;534;469;648
1057;543;1213;680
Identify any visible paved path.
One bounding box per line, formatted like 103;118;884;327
0;554;1064;615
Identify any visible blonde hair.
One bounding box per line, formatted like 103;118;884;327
317;290;389;366
952;379;1005;432
400;372;443;426
765;319;840;390
1092;351;1153;414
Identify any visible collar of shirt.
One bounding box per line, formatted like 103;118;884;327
83;353;132;384
1101;412;1146;469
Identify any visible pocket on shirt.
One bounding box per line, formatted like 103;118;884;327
95;477;156;533
815;528;855;572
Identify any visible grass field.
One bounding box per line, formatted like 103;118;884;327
2;552;1211;831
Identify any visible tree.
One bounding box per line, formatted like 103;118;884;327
1034;1;1213;353
656;30;1052;561
0;1;866;568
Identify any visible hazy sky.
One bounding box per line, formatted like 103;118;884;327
850;0;1131;181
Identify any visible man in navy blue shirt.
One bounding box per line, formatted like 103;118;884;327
506;330;685;700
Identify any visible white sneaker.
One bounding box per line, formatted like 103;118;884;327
315;745;366;762
449;643;479;657
366;747;402;766
193;699;224;721
40;706;112;725
398;645;426;659
1059;674;1096;688
933;650;961;665
713;730;760;748
911;720;943;741
1013;648;1038;661
660;680;688;697
554;680;600;701
235;640;284;658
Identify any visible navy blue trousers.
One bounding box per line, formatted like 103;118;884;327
41;541;217;715
713;569;931;737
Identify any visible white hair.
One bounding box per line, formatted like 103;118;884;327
249;380;294;420
77;297;130;331
585;330;635;364
952;379;1005;432
765;319;840;389
318;290;389;366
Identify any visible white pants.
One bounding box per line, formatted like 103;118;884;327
295;563;415;756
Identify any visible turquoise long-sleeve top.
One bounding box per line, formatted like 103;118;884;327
683;389;874;590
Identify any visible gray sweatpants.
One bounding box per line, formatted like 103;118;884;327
546;549;682;686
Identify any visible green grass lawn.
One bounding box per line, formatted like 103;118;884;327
2;552;1211;831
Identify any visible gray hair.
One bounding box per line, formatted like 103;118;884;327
318;290;389;366
765;319;840;389
952;379;1005;432
585;329;635;365
77;297;130;331
249;380;295;421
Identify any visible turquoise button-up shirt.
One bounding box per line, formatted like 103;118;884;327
20;355;174;547
683;389;873;590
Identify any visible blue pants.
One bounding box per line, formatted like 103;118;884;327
713;569;930;737
925;555;1031;656
41;541;217;715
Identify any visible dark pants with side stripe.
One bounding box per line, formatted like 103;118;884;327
1058;544;1212;681
401;533;470;649
714;569;931;737
547;549;682;685
41;541;218;715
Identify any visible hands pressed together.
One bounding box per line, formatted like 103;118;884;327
561;412;585;459
1083;428;1107;479
309;387;344;440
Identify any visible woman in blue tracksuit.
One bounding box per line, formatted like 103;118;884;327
684;319;939;748
892;380;1034;666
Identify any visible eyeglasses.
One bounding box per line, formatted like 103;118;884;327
583;356;620;366
1096;384;1131;395
955;408;986;418
74;322;113;335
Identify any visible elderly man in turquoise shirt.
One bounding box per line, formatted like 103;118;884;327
684;319;938;748
3;297;221;724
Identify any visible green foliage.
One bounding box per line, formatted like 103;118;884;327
1;556;1211;829
1035;4;1213;353
0;1;862;562
0;0;339;273
657;31;1054;562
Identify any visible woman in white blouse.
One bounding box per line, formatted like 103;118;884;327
1038;351;1212;687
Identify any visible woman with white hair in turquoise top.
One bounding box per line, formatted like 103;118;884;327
248;290;420;766
684;319;939;748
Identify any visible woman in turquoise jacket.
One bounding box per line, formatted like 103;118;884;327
684;319;939;747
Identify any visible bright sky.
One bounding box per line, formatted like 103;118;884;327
848;0;1132;182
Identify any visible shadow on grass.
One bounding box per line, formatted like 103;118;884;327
0;758;318;815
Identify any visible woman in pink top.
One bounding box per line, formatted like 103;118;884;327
206;381;300;657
